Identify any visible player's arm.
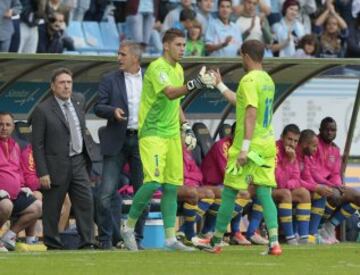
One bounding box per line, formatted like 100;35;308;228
210;69;236;105
237;106;256;167
164;66;216;100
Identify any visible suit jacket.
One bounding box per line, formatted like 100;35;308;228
31;93;94;186
0;0;21;41
94;70;143;156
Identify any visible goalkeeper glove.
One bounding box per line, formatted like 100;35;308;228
0;189;10;199
181;121;197;151
186;66;216;92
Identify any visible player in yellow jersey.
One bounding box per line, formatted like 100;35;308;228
205;40;282;255
121;28;215;251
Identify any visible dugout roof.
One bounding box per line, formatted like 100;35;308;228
0;53;359;169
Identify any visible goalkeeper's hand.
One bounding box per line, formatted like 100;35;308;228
186;66;216;92
21;187;33;197
181;121;197;151
0;189;10;199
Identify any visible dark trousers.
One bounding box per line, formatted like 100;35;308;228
96;134;148;246
42;154;94;249
9;19;20;52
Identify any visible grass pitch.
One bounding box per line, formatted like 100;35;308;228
1;243;360;275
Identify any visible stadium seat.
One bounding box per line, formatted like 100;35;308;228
82;21;105;52
99;21;120;52
12;121;31;149
66;21;92;52
218;123;232;139
192;122;214;159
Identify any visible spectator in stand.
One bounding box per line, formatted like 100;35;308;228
236;0;273;51
8;1;23;53
298;0;317;35
314;1;348;57
162;0;199;32
346;12;360;57
0;112;42;252
272;0;305;57
185;20;205;56
37;0;70;53
83;0;108;21
71;0;90;21
18;0;46;53
293;34;319;57
233;0;271;17
172;7;196;34
125;0;159;51
0;0;22;52
205;0;243;56
44;12;74;53
195;0;215;35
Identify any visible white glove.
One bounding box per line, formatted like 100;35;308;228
0;189;10;199
198;66;216;89
181;122;197;151
186;66;216;92
21;187;33;197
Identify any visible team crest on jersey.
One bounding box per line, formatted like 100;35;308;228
159;72;169;84
246;175;253;184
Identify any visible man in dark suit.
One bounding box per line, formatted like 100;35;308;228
94;41;147;250
31;67;95;250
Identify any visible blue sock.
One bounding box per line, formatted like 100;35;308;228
278;203;295;241
296;203;311;240
231;198;249;234
309;195;326;235
246;198;263;238
182;202;198;240
323;202;336;221
330;203;360;226
196;198;214;223
201;199;221;235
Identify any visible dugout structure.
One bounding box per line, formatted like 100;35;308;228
0;54;359;174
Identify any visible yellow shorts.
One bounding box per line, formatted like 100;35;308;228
223;146;276;191
139;136;183;186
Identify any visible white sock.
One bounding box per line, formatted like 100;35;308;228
165;237;177;246
26;236;36;244
121;221;134;233
2;230;16;242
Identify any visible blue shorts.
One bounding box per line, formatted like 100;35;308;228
11;192;37;217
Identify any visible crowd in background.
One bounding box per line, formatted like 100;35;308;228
1;0;360;57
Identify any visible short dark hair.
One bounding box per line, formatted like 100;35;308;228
281;124;300;136
299;129;316;144
320;116;336;129
0;111;14;120
218;0;232;8
298;34;319;54
162;28;186;43
180;8;196;21
241;40;265;63
282;0;300;16
51;67;73;83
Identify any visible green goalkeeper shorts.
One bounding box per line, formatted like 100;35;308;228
223;145;276;191
140;135;183;186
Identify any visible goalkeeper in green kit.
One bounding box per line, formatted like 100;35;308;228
205;40;282;255
121;28;215;251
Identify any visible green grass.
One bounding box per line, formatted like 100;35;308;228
1;243;360;275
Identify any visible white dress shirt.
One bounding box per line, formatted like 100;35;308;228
124;68;142;130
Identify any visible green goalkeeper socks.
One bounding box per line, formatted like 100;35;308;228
127;181;161;228
213;186;238;242
256;185;279;243
161;183;179;239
